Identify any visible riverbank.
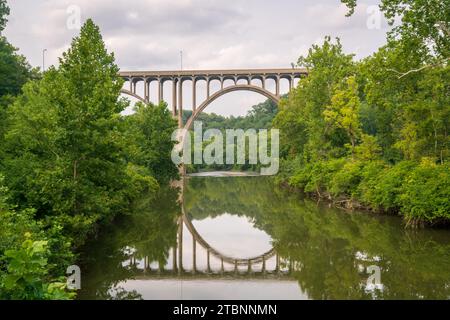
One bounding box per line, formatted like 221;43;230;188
276;158;450;229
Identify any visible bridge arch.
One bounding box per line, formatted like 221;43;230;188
184;84;280;131
120;88;147;103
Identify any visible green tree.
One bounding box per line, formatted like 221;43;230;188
342;0;450;59
2;19;149;245
123;102;179;185
324;76;362;157
0;0;9;33
273;37;355;161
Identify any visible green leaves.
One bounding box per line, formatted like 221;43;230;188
0;0;9;33
324;76;362;157
341;0;450;58
0;238;75;300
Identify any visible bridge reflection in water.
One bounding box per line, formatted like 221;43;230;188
78;176;450;300
125;212;293;280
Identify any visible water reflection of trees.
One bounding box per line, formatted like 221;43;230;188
79;177;449;300
185;177;450;300
77;186;180;300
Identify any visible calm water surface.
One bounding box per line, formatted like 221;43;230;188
78;175;450;300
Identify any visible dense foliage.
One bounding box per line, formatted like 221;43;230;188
274;0;449;226
184;98;278;172
0;17;178;299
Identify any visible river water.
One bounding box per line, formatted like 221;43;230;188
78;174;450;300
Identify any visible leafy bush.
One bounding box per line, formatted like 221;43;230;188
329;160;363;197
399;160;450;224
0;238;75;300
358;161;416;212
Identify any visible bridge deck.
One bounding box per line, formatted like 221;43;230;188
119;68;308;78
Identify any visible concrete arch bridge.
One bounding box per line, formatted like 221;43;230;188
119;68;308;129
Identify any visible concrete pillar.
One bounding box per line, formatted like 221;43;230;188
172;79;177;116
275;76;280;96
262;256;266;274
220;77;224;90
262;77;266;90
157;79;162;103
221;258;224;274
172;247;177;272
290;76;295;91
275;254;280;273
206;77;210;99
207;249;211;273
247;260;252;273
192;238;197;274
178;79;183;128
178;218;183;275
234;260;238;274
129;79;133;92
144;79;149;103
192;78;196;112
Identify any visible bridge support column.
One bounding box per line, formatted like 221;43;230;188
275;254;280;273
158;79;163;103
144;79;149;103
234;260;238;274
207;249;211;273
172;247;177;273
178;217;183;275
178;79;183;128
129;79;133;92
275;76;280;96
262;76;266;90
192;78;196;112
172;79;177;116
221;258;225;274
247;260;252;274
193;238;197;274
262;256;266;274
206;78;210;99
220;77;224;90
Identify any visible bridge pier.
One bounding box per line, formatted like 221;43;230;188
172;247;177;273
178;80;183;128
178;217;183;275
192;78;196;112
262;256;266;274
207;249;211;273
172;79;177;116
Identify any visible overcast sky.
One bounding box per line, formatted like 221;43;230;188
4;0;390;116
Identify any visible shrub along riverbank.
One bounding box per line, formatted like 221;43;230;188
277;158;449;228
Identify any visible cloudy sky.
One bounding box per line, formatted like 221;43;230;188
4;0;390;116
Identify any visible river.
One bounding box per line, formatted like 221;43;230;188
78;174;450;300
